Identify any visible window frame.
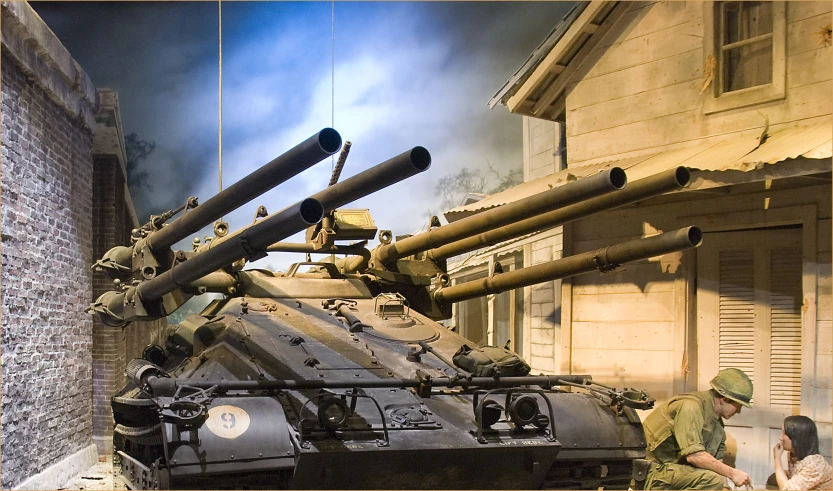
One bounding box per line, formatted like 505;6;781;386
450;252;524;352
696;228;803;428
703;1;786;114
686;203;818;424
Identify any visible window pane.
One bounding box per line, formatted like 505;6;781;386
724;3;740;44
723;40;773;92
494;290;511;348
744;2;773;39
723;2;773;45
460;296;488;346
514;287;524;355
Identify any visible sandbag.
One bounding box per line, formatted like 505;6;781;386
452;344;531;377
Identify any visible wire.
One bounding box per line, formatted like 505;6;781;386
218;0;224;196
331;0;335;173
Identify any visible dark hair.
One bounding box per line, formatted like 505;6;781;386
784;415;820;460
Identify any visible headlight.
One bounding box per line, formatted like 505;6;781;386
508;395;539;427
318;397;350;430
475;399;503;428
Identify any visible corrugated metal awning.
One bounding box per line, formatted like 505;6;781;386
446;233;531;274
445;121;832;221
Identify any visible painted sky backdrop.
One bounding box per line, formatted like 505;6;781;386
33;1;572;270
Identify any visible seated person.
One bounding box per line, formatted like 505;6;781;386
773;415;832;490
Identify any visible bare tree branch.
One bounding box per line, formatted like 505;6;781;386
433;159;522;211
124;133;156;191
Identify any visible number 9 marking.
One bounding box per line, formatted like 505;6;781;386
206;405;250;439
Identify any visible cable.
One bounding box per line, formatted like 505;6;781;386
331;0;335;173
218;0;224;224
218;0;224;194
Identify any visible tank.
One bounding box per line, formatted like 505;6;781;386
88;129;702;490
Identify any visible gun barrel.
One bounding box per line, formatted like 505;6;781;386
147;128;341;251
138;198;324;302
433;226;702;305
310;146;431;212
427;166;691;261
147;374;594;393
375;168;627;265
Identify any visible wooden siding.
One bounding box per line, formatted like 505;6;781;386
564;1;833;165
520;115;566;374
527;237;562;374
524;116;564;181
567;182;831;472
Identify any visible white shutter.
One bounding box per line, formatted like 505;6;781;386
718;250;756;382
699;227;803;418
769;247;802;409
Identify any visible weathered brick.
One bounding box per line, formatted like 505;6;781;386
2;51;94;488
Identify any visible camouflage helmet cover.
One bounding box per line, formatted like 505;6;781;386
710;368;753;407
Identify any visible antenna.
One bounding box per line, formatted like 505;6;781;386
331;0;335;174
218;0;224;197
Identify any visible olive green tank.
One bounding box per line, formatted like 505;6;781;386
89;129;701;490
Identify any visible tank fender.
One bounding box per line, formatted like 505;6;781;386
163;396;296;479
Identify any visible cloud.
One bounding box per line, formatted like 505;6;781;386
31;1;573;271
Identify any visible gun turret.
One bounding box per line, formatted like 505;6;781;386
88;141;432;327
91;199;323;326
333;167;702;319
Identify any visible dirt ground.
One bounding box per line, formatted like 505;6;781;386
58;456;128;491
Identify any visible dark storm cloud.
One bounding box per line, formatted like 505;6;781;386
33;2;221;219
30;2;573;269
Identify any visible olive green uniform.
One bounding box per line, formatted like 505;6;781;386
641;391;727;490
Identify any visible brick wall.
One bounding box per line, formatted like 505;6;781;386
1;50;94;488
91;156;125;455
90;154;165;455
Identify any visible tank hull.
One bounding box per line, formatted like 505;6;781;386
113;288;646;490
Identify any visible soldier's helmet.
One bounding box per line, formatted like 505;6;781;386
710;368;753;407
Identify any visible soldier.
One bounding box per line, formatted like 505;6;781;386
640;368;754;490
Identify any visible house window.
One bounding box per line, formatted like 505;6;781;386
704;1;785;113
719;2;773;93
453;252;525;353
456;272;489;346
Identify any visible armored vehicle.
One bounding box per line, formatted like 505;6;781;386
89;129;701;489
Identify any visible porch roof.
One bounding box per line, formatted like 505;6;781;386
445;120;832;222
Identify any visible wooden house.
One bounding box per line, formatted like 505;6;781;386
446;1;832;485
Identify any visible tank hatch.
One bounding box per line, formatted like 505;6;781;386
359;294;438;342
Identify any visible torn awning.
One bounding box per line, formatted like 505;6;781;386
445;121;832;222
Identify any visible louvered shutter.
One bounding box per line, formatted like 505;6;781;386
769;247;802;409
718;250;756;382
704;228;803;414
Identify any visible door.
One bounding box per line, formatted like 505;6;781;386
697;227;803;487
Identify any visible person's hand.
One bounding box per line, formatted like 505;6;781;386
730;468;752;489
774;442;784;460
